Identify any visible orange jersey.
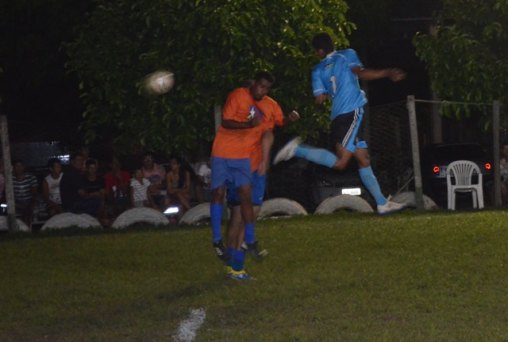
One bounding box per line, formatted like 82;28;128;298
211;87;262;159
249;96;284;171
211;87;284;169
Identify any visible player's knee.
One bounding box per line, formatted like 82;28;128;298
211;187;225;203
333;159;349;171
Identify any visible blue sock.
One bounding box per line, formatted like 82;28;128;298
359;166;386;205
244;223;255;244
231;249;245;271
210;203;223;243
294;145;337;168
226;247;235;267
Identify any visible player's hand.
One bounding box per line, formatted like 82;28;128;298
250;115;262;127
388;68;406;82
288;110;301;123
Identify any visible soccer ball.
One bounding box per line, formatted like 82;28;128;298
143;70;175;95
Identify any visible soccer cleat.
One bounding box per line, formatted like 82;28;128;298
213;240;229;262
377;196;406;215
226;269;252;281
273;137;302;165
241;241;268;261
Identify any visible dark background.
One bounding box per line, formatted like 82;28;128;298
0;0;440;145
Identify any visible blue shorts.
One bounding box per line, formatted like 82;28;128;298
227;171;266;206
211;157;252;190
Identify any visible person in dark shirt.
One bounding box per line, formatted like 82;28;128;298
60;152;85;211
76;159;107;224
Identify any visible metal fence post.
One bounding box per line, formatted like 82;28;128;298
407;96;424;209
0;115;19;232
493;100;501;207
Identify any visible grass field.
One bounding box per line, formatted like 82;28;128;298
2;210;508;341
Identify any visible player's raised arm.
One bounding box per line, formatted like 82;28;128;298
351;66;406;82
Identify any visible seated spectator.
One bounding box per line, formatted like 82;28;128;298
103;157;130;216
141;153;166;211
79;146;91;171
76;159;108;225
60;152;85;212
166;156;191;212
42;158;64;217
12;159;38;227
130;169;152;208
194;160;211;203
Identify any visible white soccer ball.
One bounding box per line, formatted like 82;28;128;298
144;70;175;95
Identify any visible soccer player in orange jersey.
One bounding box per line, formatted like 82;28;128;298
225;77;300;261
210;71;274;280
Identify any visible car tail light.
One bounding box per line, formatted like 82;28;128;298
432;165;440;174
485;162;492;171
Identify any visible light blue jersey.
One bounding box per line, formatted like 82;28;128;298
312;49;367;120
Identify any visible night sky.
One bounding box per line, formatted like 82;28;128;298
0;0;439;145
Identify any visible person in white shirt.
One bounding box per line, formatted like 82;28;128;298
130;169;152;208
42;158;64;217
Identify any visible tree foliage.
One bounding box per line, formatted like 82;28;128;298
413;0;508;118
65;0;354;156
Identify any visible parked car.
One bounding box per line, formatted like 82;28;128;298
421;143;493;208
266;157;370;213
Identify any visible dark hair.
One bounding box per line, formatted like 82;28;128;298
312;32;334;54
47;157;61;168
85;158;97;168
254;71;275;84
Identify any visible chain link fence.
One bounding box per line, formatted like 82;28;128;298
365;97;504;208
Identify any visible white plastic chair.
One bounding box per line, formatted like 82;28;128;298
446;160;484;210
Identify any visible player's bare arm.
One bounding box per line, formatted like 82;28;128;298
314;94;328;105
222;115;261;129
352;66;406;82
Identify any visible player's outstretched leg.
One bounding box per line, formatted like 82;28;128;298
274;137;338;169
273;137;302;164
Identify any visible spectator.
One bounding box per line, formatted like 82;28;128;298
166;156;191;212
60;152;85;211
141;153;166;210
42;158;64;217
500;144;508;203
194;160;211;203
77;159;108;225
12;159;38;227
79;146;90;171
103;157;130;216
130;169;152;208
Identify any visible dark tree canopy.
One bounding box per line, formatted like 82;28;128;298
413;0;508;119
65;0;355;155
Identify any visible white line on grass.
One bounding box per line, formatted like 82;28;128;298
173;308;206;342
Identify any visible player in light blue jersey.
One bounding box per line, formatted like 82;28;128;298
274;32;406;214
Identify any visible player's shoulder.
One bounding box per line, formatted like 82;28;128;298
337;48;357;55
337;49;361;65
261;95;279;106
228;87;249;98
